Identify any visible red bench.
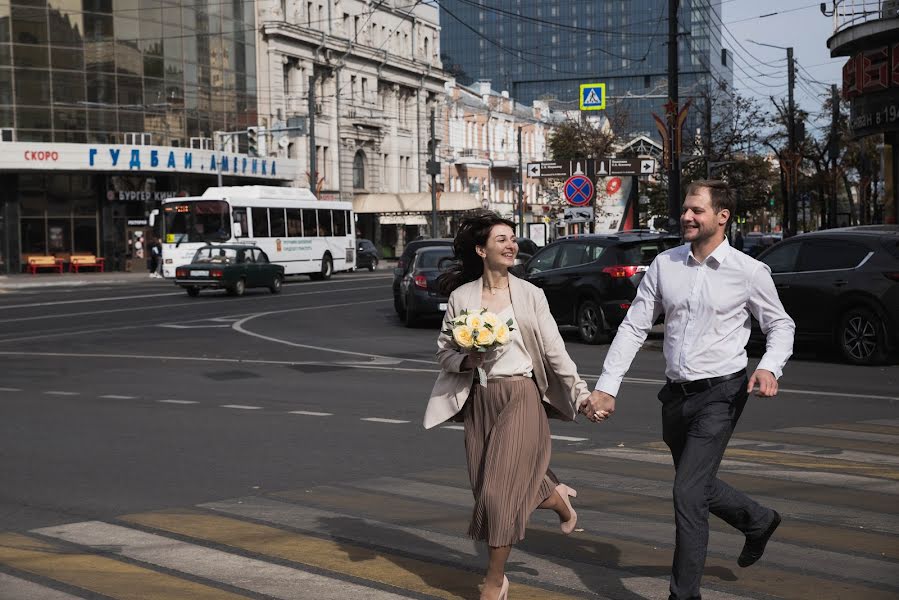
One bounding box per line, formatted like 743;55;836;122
69;255;105;273
27;256;64;274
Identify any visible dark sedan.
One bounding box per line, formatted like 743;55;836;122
755;225;899;365
393;238;454;314
522;232;681;343
398;246;456;327
356;238;380;271
175;245;285;297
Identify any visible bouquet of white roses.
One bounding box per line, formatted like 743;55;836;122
443;308;516;387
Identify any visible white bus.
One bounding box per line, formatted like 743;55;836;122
151;186;355;279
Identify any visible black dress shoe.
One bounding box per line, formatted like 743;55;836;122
738;510;781;567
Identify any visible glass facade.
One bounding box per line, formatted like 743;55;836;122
439;0;733;138
0;0;257;147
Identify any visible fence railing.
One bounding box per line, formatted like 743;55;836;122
832;0;899;33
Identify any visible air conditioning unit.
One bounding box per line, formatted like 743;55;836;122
314;102;324;115
0;128;13;142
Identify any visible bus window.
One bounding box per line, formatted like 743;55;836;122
269;208;287;237
287;208;302;236
302;208;317;236
334;210;347;236
252;207;269;237
232;208;248;238
317;209;333;236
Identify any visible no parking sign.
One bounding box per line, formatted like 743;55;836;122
563;173;594;206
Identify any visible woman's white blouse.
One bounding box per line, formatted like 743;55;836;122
481;304;534;379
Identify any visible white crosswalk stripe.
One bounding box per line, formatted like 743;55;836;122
0;573;84;600
34;521;415;600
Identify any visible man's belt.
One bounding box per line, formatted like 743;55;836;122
667;369;747;396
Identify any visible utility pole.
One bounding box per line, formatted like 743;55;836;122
308;74;317;193
429;109;438;238
667;0;681;234
705;89;713;179
517;127;525;238
829;83;840;229
786;47;796;236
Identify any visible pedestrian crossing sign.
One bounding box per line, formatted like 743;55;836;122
579;83;606;111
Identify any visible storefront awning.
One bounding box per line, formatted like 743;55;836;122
353;192;481;214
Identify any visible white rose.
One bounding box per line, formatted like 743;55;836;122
452;325;475;348
475;327;496;347
494;323;511;344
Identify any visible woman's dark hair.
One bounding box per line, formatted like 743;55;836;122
437;211;516;296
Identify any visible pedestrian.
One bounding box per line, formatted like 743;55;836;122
584;180;795;600
734;229;744;252
424;211;596;600
148;238;162;278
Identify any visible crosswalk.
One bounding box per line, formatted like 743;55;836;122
1;418;897;599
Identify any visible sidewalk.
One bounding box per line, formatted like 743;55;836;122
0;271;165;290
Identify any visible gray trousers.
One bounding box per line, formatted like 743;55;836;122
658;375;772;600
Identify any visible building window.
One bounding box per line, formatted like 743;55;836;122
353;150;366;189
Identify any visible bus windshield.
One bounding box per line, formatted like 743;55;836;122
163;200;231;245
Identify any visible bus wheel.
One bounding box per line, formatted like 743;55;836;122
310;254;333;281
228;278;246;296
186;287;200;297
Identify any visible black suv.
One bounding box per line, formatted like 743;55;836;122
392;238;454;314
522;232;681;343
756;225;899;365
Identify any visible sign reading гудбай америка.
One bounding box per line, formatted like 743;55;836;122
0;142;296;180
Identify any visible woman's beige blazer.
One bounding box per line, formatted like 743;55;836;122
423;274;590;429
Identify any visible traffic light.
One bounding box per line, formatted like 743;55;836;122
769;197;775;207
247;127;258;157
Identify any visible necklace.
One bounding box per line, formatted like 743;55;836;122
486;281;509;296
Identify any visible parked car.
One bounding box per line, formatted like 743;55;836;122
398;246;456;326
393;238;454;314
174;244;284;297
743;232;780;257
754;225;899;365
356;238;380;271
522;232;681;343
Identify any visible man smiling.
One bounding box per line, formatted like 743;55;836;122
581;180;796;600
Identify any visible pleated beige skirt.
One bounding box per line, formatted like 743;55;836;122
463;375;559;547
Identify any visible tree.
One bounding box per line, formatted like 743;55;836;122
546;116;620;161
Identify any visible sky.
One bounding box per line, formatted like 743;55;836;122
721;0;845;131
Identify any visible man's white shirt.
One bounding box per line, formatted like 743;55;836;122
595;238;795;398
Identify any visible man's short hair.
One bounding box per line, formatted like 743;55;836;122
686;179;735;223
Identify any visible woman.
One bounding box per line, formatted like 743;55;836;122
424;212;606;600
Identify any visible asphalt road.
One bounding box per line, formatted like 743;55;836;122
0;272;896;600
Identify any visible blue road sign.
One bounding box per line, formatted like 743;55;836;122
579;83;606;111
564;174;594;206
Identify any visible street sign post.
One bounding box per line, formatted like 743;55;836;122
526;160;572;179
564;207;594;223
595;158;657;177
579;83;606;111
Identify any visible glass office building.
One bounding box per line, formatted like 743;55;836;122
439;0;733;139
0;1;292;274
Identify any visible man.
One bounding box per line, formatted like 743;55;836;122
581;180;795;600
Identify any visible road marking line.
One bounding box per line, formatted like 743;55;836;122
441;425;465;430
0;283;389;326
0;532;249;600
550;435;589;442
221;404;262;410
0;387;22;392
288;410;333;416
121;509;584;600
100;394;136;400
43;391;79;396
159;400;199;405
361;417;410;424
778;426;899;444
0;292;182;310
0;572;85;600
34;521;414;600
728;438;899;467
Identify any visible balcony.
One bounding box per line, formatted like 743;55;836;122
827;0;899;55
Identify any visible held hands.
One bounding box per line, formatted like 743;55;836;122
748;369;778;397
580;391;616;423
461;350;486;371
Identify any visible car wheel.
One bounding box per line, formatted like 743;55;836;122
310;254;333;280
269;274;283;294
837;307;888;365
577;299;606;345
228;278;246;297
186;286;200;297
369;258;378;272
